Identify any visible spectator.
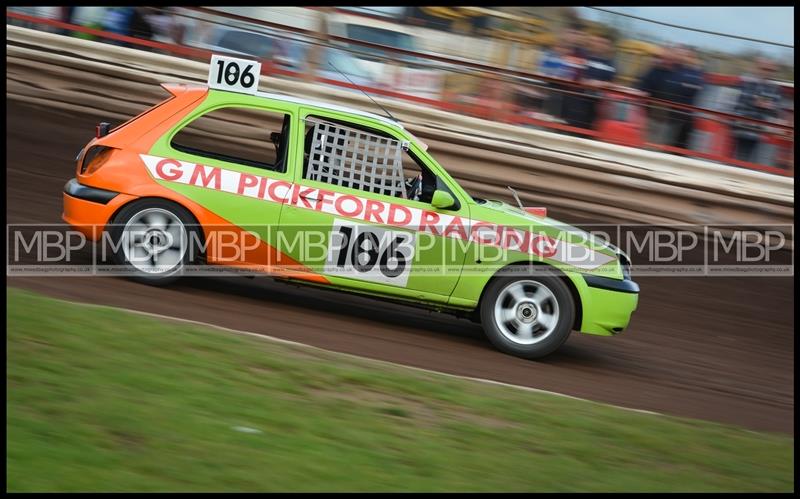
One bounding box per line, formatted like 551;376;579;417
666;46;705;151
538;27;588;124
101;6;153;47
637;48;680;145
731;57;782;163
561;25;589;59
538;41;582;120
101;7;134;40
563;34;617;130
58;6;76;36
146;7;193;46
539;42;579;80
69;7;106;40
128;7;155;41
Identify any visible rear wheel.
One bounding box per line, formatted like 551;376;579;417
480;272;575;359
108;199;202;285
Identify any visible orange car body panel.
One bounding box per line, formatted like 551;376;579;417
63;83;328;284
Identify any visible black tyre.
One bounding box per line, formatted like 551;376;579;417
107;199;203;286
479;271;575;359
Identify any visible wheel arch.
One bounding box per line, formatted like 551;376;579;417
476;260;584;331
108;196;208;245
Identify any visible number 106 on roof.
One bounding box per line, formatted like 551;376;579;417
207;54;261;95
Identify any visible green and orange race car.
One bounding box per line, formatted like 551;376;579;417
63;55;639;359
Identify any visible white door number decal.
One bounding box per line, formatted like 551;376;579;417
207;54;261;95
325;219;415;287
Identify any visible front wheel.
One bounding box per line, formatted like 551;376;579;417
480;273;575;359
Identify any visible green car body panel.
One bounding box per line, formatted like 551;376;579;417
143;89;638;336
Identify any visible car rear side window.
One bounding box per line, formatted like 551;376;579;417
171;106;291;172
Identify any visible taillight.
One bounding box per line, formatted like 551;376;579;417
80;145;114;174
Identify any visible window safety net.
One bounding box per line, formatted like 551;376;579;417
305;118;407;198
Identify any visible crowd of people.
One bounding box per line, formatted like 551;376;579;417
53;6;191;46
729;57;785;163
537;27;618;132
532;24;788;164
637;45;704;151
12;6;789;167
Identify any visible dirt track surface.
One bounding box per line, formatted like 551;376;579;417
6;101;794;434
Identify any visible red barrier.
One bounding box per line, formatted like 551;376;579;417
596;94;647;148
692;115;733;159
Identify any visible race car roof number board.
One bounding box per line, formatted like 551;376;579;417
208;54;261;95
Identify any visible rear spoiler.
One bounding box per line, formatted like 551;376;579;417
160;82;208;97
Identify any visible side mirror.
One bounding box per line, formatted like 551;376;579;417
431;190;456;210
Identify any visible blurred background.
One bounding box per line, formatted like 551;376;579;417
7;5;794;175
5;6;795;491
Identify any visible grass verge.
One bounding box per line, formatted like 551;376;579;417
6;287;793;492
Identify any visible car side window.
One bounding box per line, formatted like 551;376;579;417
399;148;438;204
301;116;442;203
171;106;291;172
